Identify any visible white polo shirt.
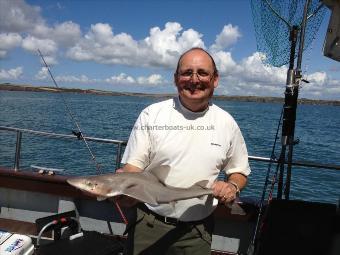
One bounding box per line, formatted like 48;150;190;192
121;97;250;221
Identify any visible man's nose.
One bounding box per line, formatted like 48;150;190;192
191;72;200;82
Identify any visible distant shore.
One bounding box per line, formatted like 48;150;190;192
1;83;339;106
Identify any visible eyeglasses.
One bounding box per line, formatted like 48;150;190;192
177;70;214;82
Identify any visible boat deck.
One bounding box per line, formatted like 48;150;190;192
0;166;257;255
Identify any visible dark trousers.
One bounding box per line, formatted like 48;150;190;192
125;205;214;255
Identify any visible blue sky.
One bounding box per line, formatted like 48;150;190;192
0;0;339;99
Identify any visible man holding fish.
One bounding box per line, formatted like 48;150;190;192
118;47;251;255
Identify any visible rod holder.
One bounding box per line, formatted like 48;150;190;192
14;130;22;171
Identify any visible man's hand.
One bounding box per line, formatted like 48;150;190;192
211;181;238;204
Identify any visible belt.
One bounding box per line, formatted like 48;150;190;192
138;204;210;226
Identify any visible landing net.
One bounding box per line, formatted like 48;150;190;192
251;0;326;67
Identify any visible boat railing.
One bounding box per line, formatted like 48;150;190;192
0;125;127;171
0;125;339;173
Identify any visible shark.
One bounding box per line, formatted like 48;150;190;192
66;166;246;215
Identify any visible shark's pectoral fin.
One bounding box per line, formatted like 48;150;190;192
194;180;209;188
197;194;208;200
97;196;108;201
122;185;159;205
169;201;176;208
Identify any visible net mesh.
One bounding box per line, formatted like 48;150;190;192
251;0;326;67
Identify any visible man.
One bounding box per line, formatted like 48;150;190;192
119;47;250;254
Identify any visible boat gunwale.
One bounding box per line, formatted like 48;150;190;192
0;166;257;221
0;166;88;198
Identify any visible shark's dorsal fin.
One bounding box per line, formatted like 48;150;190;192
146;165;171;185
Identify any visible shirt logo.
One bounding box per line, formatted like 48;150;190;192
211;142;221;147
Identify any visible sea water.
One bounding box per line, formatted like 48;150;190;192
0;90;339;204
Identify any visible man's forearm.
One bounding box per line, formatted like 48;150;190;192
227;173;248;192
121;163;143;172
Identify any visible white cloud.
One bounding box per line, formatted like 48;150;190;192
237;52;287;84
307;72;327;85
1;0;339;99
55;74;91;83
35;67;97;83
22;36;57;55
86;23;113;44
0;51;7;58
35;67;49;80
31;21;81;47
67;23;139;64
22;36;58;65
144;22;204;65
1;0;81;63
212;51;238;75
0;0;43;33
40;55;58;65
298;72;340;99
213;51;340;99
137;74;165;85
210;24;241;51
34;69;167;86
0;33;22;57
0;67;23;80
178;29;205;52
67;22;204;68
328;79;340;87
105;73;167;86
213;51;288;97
52;22;81;46
0;33;23;50
105;73;136;84
35;70;167;87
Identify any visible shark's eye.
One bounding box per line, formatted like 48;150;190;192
85;181;94;188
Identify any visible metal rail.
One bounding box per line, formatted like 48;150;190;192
248;156;340;171
0;126;126;171
0;125;339;172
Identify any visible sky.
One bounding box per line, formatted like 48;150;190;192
0;0;339;100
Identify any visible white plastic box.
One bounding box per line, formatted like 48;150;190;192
0;233;34;255
0;230;12;245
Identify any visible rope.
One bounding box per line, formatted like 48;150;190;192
114;198;129;225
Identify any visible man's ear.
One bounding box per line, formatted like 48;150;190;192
174;73;179;87
213;75;219;88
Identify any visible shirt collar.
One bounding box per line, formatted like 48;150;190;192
173;96;211;117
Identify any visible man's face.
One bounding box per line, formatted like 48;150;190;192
174;49;219;110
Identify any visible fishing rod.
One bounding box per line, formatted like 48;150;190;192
37;49;102;174
37;50;129;225
247;108;284;255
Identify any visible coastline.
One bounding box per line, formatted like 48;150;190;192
1;83;339;106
